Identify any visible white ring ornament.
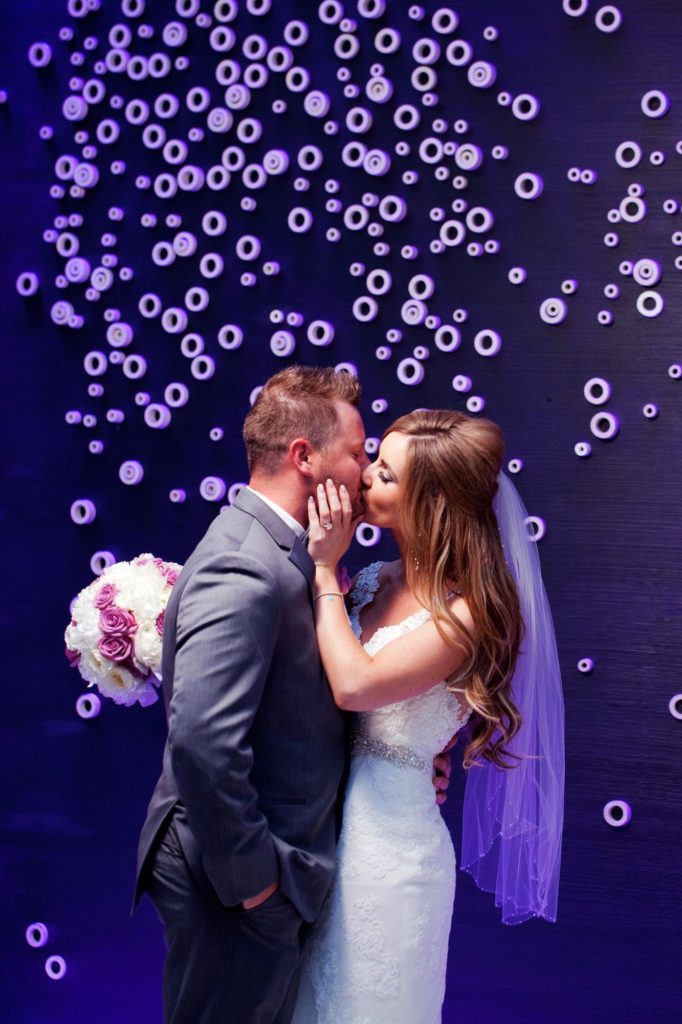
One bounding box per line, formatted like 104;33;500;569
200;476;227;502
595;5;622;32
467;60;496;89
590;411;619;441
525;515;546;542
191;355;216;380
26;923;49;948
76;693;102;719
584;377;612;405
364;149;391;176
165;383;190;408
619;196;646;223
161;308;188;334
437;220;468;251
70;499;96;524
412;37;440;65
515;172;544;200
435;325;461;352
474;330;502;356
307;320;335;346
614;140;641;168
454;144;483;171
466;395;485;413
466;207;494;233
288;207;313;233
173;232;196;258
445;39;472;66
215;325;241;354
50;301;75;326
452;375;472;393
512;93;540;121
356;523;381;547
366;269;392;295
539;297;568;325
45;956;67;981
270;330;296;356
636;290;664;318
83;351;108;376
603;799;631;827
396;357;425;385
400;299;428;325
432;8;458;33
640;89;669;118
16;272;40;296
376;195;403;222
632;259;661;286
119;460;144;485
353;296;379;322
408;274;434;300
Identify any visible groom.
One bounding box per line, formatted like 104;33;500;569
134;366;370;1023
134;366;451;1024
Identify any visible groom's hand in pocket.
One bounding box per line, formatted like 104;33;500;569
242;878;279;910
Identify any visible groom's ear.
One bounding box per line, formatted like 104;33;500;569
289;437;316;478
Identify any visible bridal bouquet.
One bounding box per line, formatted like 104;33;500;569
64;554;182;708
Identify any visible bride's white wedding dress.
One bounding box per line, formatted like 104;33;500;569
292;562;473;1024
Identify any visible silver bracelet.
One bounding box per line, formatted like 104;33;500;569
313;591;344;603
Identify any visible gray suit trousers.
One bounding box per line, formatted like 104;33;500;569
146;814;307;1024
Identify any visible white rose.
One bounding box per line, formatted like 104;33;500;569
96;661;139;704
134;621;162;674
77;649;107;686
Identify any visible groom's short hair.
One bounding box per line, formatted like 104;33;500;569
243;365;362;474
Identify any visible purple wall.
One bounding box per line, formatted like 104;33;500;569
1;1;681;1020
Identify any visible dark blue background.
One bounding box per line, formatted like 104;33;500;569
1;1;681;1021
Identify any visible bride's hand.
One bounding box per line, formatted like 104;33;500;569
308;479;360;570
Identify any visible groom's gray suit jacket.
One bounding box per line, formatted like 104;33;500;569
133;488;347;923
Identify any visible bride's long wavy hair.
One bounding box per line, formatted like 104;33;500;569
384;409;523;770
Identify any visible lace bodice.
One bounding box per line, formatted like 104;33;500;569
347;562;472;766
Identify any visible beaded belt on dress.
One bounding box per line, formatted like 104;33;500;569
350;726;430;773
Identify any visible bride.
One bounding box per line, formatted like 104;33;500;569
292;409;564;1024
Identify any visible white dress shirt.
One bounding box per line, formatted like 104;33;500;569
246;486;307;541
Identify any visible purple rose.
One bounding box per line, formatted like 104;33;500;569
94;582;118;609
65;646;81;668
99;606;137;636
165;569;179;587
99;633;134;662
156;610;165;636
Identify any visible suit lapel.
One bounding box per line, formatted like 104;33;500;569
288;534;315;590
233;487;315;594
